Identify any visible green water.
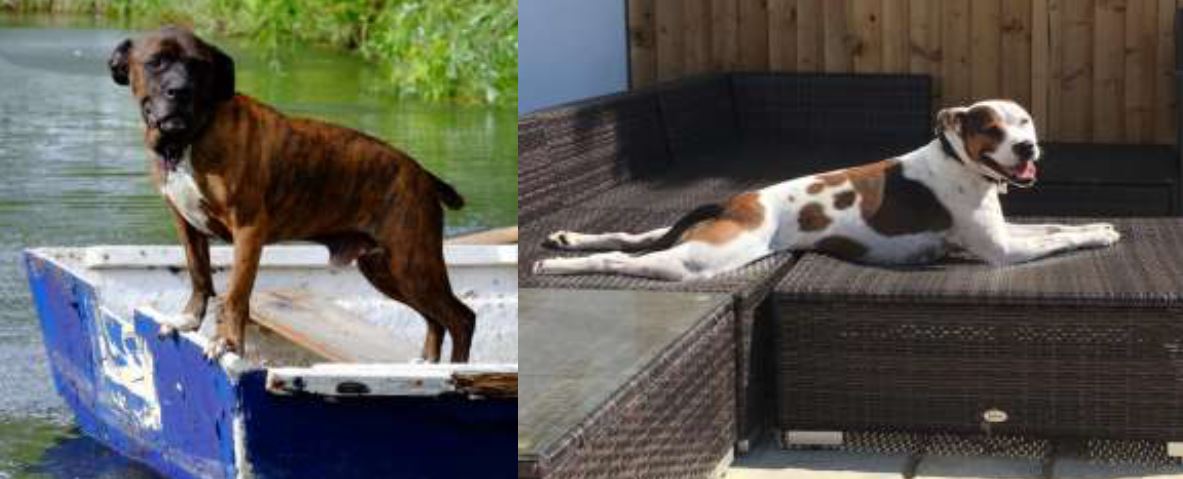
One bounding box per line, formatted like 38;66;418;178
0;14;516;478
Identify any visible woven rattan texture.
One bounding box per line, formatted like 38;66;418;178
518;72;934;449
528;296;736;478
732;73;931;145
520;204;794;446
779;218;1183;305
518;91;670;224
776;218;1183;440
780;431;1183;468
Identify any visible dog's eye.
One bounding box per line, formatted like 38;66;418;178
1020;118;1030;126
145;56;164;70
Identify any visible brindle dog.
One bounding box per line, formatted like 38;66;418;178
108;26;476;362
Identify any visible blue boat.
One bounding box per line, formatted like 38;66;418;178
23;245;518;479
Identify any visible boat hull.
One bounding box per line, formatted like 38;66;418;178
24;248;516;479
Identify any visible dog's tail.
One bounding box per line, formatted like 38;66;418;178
432;175;465;210
623;203;725;253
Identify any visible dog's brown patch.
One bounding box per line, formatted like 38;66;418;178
682;192;765;244
797;202;831;232
815;235;868;260
833;190;857;210
823;159;952;236
960;105;1006;167
806;182;825;194
818;172;848;186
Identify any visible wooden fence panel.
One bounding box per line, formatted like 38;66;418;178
628;0;1181;144
797;0;824;70
769;0;798;71
1093;0;1125;142
851;0;884;73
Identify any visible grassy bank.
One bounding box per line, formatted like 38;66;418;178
3;0;517;104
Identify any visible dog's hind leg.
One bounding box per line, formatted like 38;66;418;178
358;247;476;363
534;238;767;281
543;227;671;251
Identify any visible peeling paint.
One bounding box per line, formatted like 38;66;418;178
96;306;161;431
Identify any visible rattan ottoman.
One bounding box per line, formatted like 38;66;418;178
519;289;736;478
773;218;1183;447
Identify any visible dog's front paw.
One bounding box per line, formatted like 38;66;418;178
158;312;203;338
1083;227;1121;248
203;337;233;361
1100;227;1121;245
532;259;552;275
1081;222;1117;233
542;231;576;250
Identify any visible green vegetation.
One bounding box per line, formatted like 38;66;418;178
3;0;518;104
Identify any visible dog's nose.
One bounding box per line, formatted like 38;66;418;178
1013;141;1035;160
164;85;191;101
158;116;187;133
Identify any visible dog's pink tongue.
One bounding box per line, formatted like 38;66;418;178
1015;161;1037;180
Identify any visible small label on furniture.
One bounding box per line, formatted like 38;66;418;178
982;408;1009;423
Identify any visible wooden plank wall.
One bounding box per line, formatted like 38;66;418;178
628;0;1181;144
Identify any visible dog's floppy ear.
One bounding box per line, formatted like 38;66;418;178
108;38;132;86
935;106;968;134
209;44;236;102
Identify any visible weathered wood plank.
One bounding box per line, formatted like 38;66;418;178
656;0;685;81
451;371;518;399
1032;0;1051;136
628;0;658;88
882;0;909;72
769;0;799;71
1001;0;1032;109
1123;0;1155;142
738;0;770;69
797;0;825;70
711;0;740;71
1048;0;1066;139
851;0;884;73
1092;0;1125;142
266;364;517;398
970;0;1002;101
909;0;941;104
941;0;972;106
251;290;420;363
445;226;517;245
1060;0;1093;141
824;0;853;72
1155;0;1177;143
683;0;713;74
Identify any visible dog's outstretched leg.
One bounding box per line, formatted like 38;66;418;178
533;238;768;281
544;227;671;252
965;222;1121;265
1005;222;1117;238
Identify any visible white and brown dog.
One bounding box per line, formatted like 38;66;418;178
533;100;1121;281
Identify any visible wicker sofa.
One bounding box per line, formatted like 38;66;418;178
519;72;933;451
520;71;1183;464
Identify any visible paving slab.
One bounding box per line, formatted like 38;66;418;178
914;455;1042;478
728;447;908;478
1051;459;1183;479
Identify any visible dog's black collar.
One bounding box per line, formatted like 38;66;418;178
937;131;960;161
936;131;1006;189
